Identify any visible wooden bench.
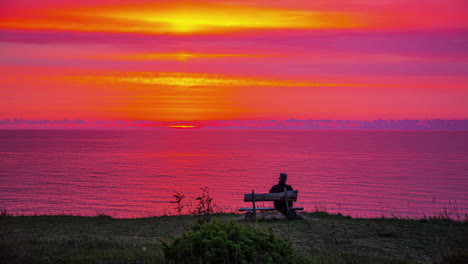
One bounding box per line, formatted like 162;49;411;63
239;190;304;220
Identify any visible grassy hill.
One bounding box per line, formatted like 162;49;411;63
1;212;467;263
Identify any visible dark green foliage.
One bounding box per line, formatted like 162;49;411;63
163;220;306;264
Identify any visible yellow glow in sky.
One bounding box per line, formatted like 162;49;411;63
0;1;363;35
59;72;362;88
115;52;271;61
84;2;362;34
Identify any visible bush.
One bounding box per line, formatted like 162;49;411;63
163;220;306;264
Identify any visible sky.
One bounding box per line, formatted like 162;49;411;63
1;0;467;126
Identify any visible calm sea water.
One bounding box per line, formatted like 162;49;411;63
1;129;467;219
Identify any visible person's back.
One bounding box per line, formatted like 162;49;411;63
269;173;293;216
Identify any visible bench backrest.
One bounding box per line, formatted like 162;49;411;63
244;190;298;202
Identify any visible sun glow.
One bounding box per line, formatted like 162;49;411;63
58;72;360;88
167;125;196;129
100;2;360;34
115;52;272;61
0;1;363;35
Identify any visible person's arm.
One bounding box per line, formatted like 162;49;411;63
270;184;279;193
269;186;275;193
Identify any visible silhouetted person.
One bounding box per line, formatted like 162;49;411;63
269;173;295;217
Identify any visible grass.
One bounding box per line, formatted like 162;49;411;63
1;212;467;264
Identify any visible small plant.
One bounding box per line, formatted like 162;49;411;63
171;192;186;216
0;209;8;217
171;191;188;229
163;220;307;264
313;201;328;214
193;187;214;224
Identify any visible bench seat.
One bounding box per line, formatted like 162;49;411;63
239;207;304;212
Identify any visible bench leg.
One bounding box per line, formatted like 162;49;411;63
244;210;255;221
287;210;299;220
251;190;256;221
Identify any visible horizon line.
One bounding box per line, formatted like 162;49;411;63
1;118;468;130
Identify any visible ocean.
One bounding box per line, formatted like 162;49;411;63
1;129;467;219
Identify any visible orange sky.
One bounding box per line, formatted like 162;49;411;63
1;0;467;122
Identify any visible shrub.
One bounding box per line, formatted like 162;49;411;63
163;220;307;264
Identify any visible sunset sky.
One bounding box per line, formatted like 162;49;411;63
1;0;467;124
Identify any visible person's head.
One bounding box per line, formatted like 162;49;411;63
279;173;288;182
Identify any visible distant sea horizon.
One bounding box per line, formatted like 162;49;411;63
1;129;467;219
1;118;468;130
